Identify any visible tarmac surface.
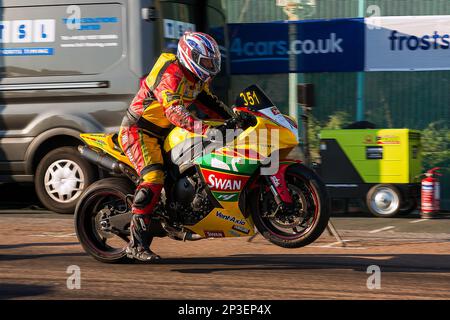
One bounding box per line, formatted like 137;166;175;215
1;208;450;300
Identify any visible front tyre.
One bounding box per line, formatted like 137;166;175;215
251;164;330;248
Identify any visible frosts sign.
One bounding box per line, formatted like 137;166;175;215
365;15;450;71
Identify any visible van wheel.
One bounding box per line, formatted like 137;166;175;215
35;146;96;214
366;184;401;218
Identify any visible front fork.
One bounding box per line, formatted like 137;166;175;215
262;162;298;214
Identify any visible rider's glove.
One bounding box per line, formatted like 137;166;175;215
204;116;239;144
205;125;227;143
237;111;257;127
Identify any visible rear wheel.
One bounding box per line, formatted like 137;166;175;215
251;164;330;248
74;178;135;263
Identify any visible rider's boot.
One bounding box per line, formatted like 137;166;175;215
126;214;161;262
126;183;163;262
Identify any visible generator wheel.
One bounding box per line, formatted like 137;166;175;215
399;198;418;215
366;184;401;218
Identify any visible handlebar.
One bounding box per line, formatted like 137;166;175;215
223;110;257;130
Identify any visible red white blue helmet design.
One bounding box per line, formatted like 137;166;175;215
177;31;221;82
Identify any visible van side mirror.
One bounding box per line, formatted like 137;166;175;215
142;7;158;21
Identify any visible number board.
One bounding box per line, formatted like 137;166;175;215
234;85;274;111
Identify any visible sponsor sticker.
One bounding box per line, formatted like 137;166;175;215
228;230;242;237
363;135;375;144
204;230;225;238
203;169;249;192
376;135;400;145
232;224;250;235
216;211;246;225
270;175;281;187
270;106;281;115
216;193;238;201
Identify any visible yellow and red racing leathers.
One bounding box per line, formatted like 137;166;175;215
119;53;231;215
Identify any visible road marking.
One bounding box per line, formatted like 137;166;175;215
369;226;395;234
310;240;369;249
320;240;354;248
30;232;76;238
410;219;429;224
310;245;367;250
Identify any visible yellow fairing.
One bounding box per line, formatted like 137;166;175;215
163;120;223;152
235;117;298;157
80;133;132;167
163;127;201;152
185;207;255;238
164;117;296;156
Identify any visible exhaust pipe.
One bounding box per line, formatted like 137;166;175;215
78;145;122;174
183;232;203;241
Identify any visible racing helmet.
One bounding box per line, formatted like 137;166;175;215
177;31;221;82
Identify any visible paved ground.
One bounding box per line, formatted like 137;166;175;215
1;182;450;300
1;209;450;300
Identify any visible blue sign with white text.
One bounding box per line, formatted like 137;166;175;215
0;47;54;56
228;22;289;74
228;18;365;74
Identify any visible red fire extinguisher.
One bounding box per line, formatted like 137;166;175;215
421;167;442;217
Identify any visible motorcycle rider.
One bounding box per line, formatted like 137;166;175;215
119;31;232;262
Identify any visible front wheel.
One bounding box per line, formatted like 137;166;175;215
251;164;330;248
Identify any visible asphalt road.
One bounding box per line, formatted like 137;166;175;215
1;210;450;300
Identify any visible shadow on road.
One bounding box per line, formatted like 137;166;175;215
0;183;43;209
0;283;53;300
0;252;86;261
159;253;450;274
0;242;79;250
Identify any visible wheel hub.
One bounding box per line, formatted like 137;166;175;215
374;191;393;209
95;208;115;239
269;184;311;233
44;159;85;203
370;187;399;215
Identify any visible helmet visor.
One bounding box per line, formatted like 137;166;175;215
199;56;220;75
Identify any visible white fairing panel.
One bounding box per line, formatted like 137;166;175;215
259;106;299;140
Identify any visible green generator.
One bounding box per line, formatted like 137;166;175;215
318;129;422;217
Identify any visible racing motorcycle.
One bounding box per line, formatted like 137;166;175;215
74;85;330;263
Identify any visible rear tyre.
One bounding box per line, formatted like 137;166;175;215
35;146;96;214
366;184;401;218
75;177;135;263
251;164;330;248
